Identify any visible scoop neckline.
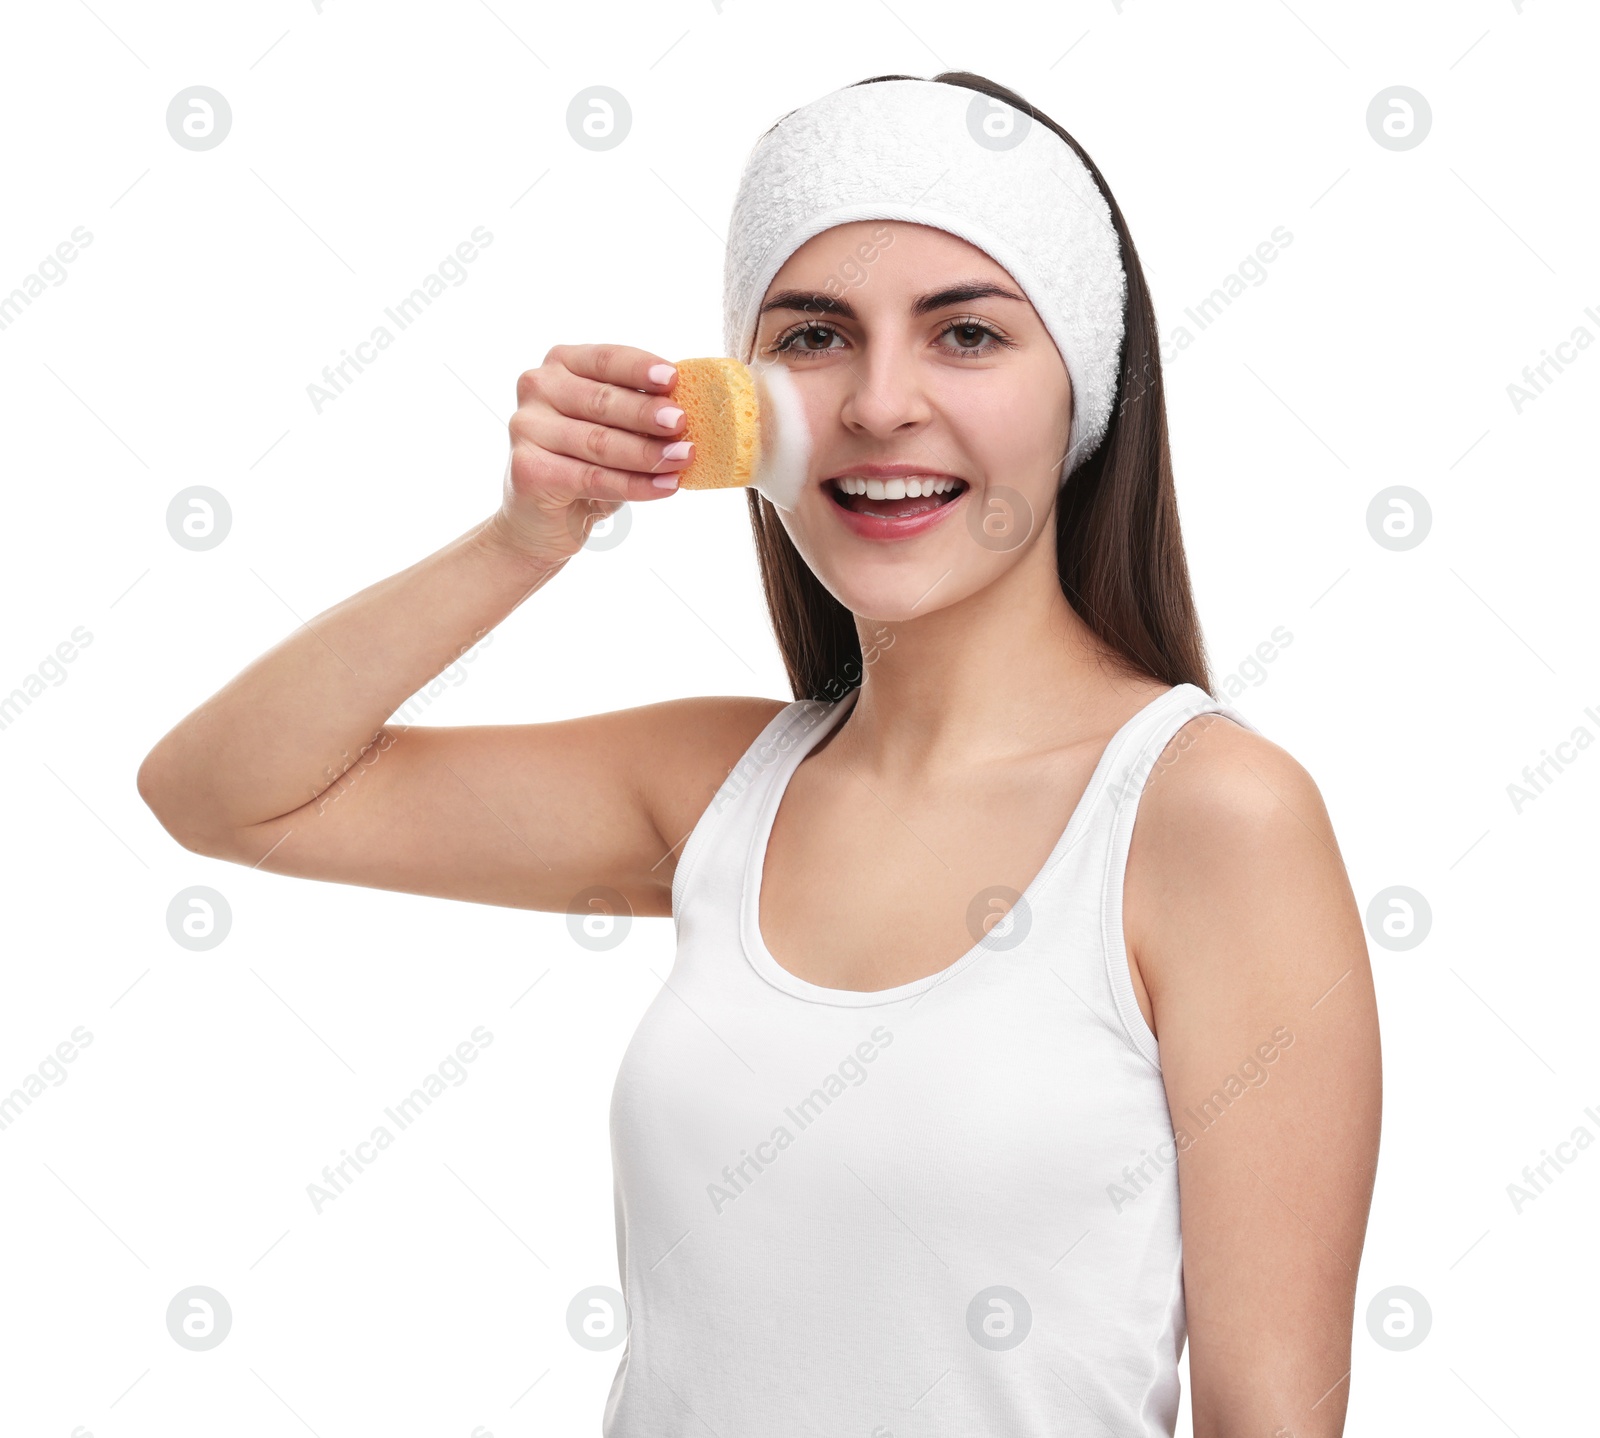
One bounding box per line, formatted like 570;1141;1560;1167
738;681;1193;1007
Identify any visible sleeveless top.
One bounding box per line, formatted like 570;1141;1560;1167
605;682;1261;1436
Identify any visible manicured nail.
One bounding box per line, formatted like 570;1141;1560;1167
648;363;676;386
655;405;684;430
661;440;693;460
652;473;679;489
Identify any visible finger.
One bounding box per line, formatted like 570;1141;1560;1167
545;343;677;395
511;444;683;509
520;407;694;475
536;366;686;439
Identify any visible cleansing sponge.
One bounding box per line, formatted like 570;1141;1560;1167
671;358;759;491
668;357;811;512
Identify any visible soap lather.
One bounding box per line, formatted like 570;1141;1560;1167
666;357;811;513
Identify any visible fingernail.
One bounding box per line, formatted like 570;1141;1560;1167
655;405;684;429
661;440;693;460
652;473;679;489
648;363;676;386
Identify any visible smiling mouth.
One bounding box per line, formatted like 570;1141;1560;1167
827;475;968;519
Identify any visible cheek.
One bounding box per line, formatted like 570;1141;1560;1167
939;372;1072;467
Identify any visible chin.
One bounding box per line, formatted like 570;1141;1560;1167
815;564;971;626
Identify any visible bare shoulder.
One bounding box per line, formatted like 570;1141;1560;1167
1143;710;1335;853
1125;711;1348;994
626;693;794;867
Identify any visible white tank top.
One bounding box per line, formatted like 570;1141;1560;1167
605;681;1260;1436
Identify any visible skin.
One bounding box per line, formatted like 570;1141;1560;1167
137;219;1379;1436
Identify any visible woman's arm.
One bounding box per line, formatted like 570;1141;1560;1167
138;515;563;853
136;344;780;915
1125;717;1382;1438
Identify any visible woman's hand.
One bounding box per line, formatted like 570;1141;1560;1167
488;344;691;566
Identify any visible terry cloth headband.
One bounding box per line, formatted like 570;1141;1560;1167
722;78;1129;477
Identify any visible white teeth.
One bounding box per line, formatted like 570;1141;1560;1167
831;475;961;498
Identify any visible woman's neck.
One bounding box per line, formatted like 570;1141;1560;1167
826;531;1167;778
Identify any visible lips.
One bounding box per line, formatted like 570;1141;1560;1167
819;465;970;538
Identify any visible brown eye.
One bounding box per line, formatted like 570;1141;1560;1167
938;318;1012;355
771;322;843;357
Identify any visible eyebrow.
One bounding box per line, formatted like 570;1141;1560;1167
757;279;1027;322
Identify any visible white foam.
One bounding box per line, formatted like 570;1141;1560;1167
748;361;812;512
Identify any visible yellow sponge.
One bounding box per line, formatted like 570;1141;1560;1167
669;357;758;491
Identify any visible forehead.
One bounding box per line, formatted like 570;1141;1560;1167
765;220;1013;291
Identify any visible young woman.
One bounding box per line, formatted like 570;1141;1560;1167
140;72;1380;1438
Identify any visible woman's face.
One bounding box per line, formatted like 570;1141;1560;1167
752;221;1074;622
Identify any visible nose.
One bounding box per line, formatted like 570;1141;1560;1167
837;335;933;440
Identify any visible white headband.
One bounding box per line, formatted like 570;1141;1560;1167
722;78;1128;477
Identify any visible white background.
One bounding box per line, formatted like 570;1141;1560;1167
2;0;1595;1434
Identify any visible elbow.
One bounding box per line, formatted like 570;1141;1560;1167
136;743;229;858
135;744;175;830
136;740;183;831
135;745;166;815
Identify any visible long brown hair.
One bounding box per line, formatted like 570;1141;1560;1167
742;71;1214;703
